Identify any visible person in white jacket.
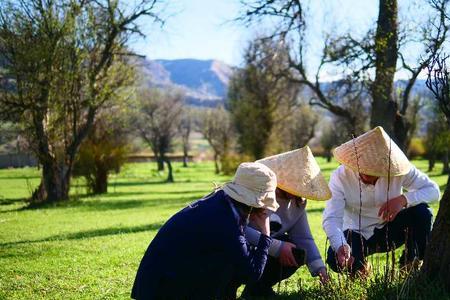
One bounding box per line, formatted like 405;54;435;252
322;127;440;275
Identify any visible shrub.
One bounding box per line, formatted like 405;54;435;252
73;112;130;194
408;138;426;159
220;153;252;176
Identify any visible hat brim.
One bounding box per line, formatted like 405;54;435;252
333;148;412;177
332;126;412;177
256;147;332;201
277;182;331;201
223;182;278;212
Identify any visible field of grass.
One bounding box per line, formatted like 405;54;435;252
0;159;448;299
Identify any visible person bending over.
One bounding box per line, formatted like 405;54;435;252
242;147;332;297
131;162;279;299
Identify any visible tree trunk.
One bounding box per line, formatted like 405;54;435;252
421;175;450;290
151;148;164;171
326;153;332;163
429;154;436;172
93;166;108;194
394;115;410;151
157;157;164;171
214;153;220;174
370;0;399;139
29;114;71;204
31;159;70;204
183;146;188;168
443;149;449;175
165;158;174;183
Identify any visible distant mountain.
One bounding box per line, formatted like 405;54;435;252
137;58;234;107
136;57;433;109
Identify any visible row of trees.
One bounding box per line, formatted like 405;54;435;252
1;0;449;204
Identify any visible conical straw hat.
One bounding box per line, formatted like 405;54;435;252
256;146;331;201
333;126;412;177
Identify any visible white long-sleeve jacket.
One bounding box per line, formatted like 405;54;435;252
322;165;440;252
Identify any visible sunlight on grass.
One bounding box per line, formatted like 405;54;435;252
0;159;448;299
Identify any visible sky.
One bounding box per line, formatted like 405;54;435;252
130;0;436;78
131;0;245;66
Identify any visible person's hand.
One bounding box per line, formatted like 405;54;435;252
317;267;330;284
250;209;270;236
278;242;298;267
337;244;354;269
378;195;407;222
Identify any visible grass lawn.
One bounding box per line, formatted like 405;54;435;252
0;159;448;299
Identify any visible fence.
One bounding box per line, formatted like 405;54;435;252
0;153;38;169
126;154;194;163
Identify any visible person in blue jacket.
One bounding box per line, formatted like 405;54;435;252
131;162;279;299
242;147;332;297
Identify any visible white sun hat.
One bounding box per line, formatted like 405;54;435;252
333;126;412;177
222;162;279;211
256;146;332;201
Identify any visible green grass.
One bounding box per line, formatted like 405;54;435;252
0;159;448;299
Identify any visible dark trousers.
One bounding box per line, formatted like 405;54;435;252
326;203;433;273
242;235;301;297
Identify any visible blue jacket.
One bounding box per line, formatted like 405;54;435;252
131;190;272;299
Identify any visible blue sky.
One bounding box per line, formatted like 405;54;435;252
131;0;245;65
130;0;433;77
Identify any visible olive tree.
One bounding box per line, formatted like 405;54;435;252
0;0;163;204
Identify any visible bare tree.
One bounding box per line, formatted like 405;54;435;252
135;88;183;182
320;118;352;162
280;104;318;150
422;53;450;289
0;0;163;204
403;95;426;157
228;37;300;159
178;107;192;168
424;107;450;172
199;106;234;174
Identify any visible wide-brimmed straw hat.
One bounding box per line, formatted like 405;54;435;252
256;146;331;201
333;126;412;177
222;162;279;211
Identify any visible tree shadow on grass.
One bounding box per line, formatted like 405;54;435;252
1;188;207;214
428;171;448;178
0;221;164;249
319;166;339;173
0;174;40;180
111;179;224;187
77;191;150;199
14;193;200;213
0;197;27;206
305;207;325;214
78;190;209;200
111;180;179;187
81;193;205;211
77;197;193;211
